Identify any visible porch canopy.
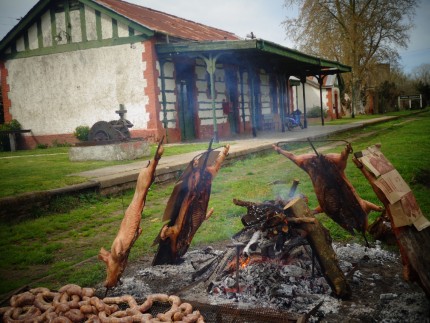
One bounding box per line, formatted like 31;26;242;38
156;39;351;138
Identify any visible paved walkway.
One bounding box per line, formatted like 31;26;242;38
0;115;400;219
72;116;396;192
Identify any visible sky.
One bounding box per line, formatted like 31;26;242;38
0;0;429;74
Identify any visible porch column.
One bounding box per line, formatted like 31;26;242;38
239;68;246;132
249;67;257;137
316;74;327;126
159;58;168;142
200;53;222;142
300;75;308;129
278;75;286;132
285;75;291;117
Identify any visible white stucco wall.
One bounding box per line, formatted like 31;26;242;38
41;11;52;47
70;10;82;43
6;43;149;135
157;61;177;128
85;6;97;41
296;82;330;112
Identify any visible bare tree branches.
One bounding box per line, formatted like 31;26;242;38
283;0;418;113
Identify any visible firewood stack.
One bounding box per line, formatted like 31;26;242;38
229;194;351;300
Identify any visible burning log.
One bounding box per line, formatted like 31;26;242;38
233;196;351;299
284;197;351;299
98;138;164;290
273;142;382;238
353;145;430;298
152;141;230;265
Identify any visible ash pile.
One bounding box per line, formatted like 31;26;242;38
102;235;429;322
204;191;345;317
207;235;335;314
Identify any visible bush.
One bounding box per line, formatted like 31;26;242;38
307;106;328;118
0;119;22;131
37;143;48;149
74;125;90;141
0;119;22;151
52;139;72;147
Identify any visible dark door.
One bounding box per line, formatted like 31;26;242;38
225;68;239;134
176;65;196;141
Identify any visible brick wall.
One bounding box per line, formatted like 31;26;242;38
0;61;12;122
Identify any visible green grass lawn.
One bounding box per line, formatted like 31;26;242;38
0;111;429;297
0;142;228;198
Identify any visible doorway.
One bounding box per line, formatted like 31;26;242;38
176;63;196;141
225;68;239;134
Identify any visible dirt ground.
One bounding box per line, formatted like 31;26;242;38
98;239;430;323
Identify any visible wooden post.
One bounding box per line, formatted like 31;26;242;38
284;197;352;299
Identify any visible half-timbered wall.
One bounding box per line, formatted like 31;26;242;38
1;0;153;147
157;60;176;129
260;70;271;116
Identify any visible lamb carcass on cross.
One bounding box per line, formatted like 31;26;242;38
273;142;382;237
152;141;230;265
99;138;164;290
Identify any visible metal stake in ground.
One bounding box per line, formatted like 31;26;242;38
227;242;245;295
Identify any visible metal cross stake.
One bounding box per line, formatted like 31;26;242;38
227;242;245;294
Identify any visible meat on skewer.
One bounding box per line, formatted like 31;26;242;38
152;144;230;265
99;139;164;289
273;143;382;236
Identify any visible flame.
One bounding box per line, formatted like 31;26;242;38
240;257;251;268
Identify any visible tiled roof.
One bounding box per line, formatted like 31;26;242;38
94;0;241;41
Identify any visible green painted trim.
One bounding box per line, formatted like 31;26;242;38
0;0;51;52
159;59;168;140
112;19;118;38
128;27;135;37
156;41;256;54
64;0;72;43
24;32;30;51
198;107;223;111
1;34;149;60
50;8;58;46
79;0;154;38
157;39;351;74
79;2;87;42
95;10;102;41
290;79;301;86
37;19;43;48
0;0;155;54
10;42;17;54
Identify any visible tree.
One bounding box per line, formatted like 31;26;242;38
411;63;430;107
283;0;418;115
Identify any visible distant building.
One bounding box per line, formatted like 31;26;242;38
292;75;343;120
0;0;350;148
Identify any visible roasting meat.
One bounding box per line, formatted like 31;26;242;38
273;143;382;235
152;143;230;265
99;139;164;289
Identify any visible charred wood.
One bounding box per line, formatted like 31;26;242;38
284;198;351;299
